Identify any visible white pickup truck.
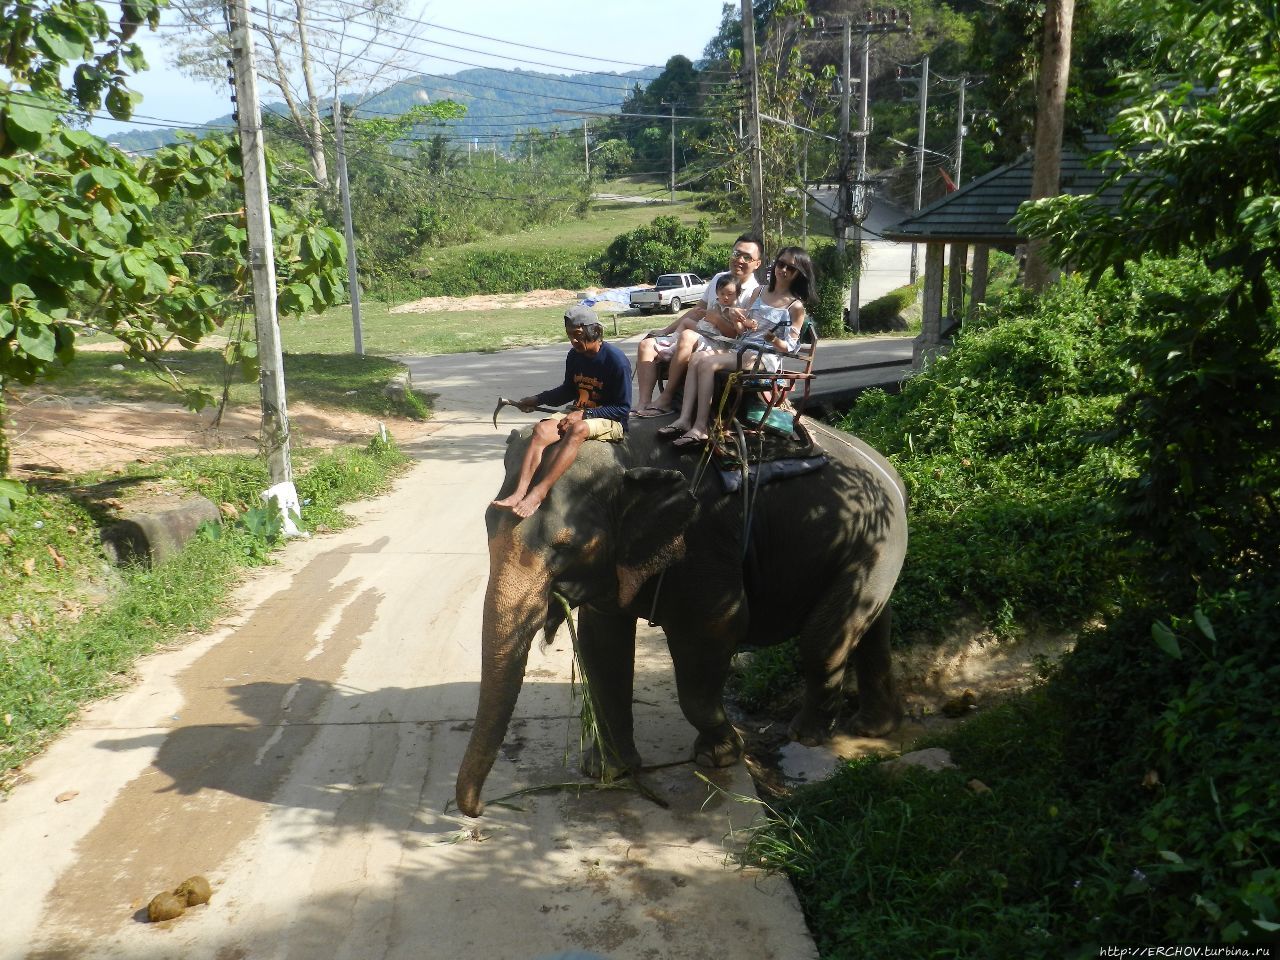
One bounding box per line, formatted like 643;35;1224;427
629;273;708;314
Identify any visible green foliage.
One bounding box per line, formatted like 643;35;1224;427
840;270;1147;640
0;0;347;426
0;477;26;521
858;281;919;332
589;139;634;180
595;215;713;286
808;240;854;337
373;248;602;301
0;437;410;779
746;693;1088;957
1013;0;1280;607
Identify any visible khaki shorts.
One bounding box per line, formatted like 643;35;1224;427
547;412;625;441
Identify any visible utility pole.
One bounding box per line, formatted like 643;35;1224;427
847;21;872;332
227;0;292;487
332;98;363;356
910;54;929;284
955;73;967;188
740;0;764;250
664;101;676;202
845;10;911;332
582;118;590;180
835;18;852;257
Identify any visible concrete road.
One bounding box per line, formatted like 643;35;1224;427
0;349;819;960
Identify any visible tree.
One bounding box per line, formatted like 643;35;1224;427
168;0;426;189
702;0;821;251
1023;0;1075;290
1014;0;1280;597
0;0;347;476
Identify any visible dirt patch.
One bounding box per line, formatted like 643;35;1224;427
4;392;434;480
391;289;606;314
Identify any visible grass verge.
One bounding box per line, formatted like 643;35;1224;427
0;435;410;787
42;347;430;420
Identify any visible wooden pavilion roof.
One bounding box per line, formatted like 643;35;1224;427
880;134;1132;244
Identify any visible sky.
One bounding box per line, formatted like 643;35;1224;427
88;0;732;139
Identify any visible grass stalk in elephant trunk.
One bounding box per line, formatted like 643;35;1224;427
551;591;604;773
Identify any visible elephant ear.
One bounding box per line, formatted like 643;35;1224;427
616;468;697;608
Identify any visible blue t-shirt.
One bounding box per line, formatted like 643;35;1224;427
535;340;632;428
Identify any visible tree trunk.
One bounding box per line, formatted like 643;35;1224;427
0;383;8;476
293;0;330;191
1024;0;1075;292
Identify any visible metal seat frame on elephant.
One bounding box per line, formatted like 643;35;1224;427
706;317;819;467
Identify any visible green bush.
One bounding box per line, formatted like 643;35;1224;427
593;215;713;285
808;240;855;337
840;271;1142;641
368;248;603;301
859;281;919;332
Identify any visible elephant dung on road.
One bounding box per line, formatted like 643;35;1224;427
456;418;908;817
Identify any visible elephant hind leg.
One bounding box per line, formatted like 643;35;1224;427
845;604;901;737
789;593;900;745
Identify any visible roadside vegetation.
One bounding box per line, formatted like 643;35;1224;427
0;434;410;787
737;1;1280;951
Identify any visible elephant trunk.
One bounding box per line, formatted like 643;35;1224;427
456;531;553;817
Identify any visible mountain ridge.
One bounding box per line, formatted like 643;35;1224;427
108;65;660;152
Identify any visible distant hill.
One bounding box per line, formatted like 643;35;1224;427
108;66;659;153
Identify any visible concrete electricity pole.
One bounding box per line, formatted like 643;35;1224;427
910;54;929;284
835;18;852;257
954;73;967;188
332;98;363;356
844;10;911;332
665;101;676;202
847;23;873;331
740;0;765;249
227;0;292;487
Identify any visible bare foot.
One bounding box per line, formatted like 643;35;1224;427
512;491;547;518
491;493;524;510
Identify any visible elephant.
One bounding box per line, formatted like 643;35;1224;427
456;416;908;817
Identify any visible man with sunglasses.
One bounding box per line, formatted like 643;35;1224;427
632;232;763;418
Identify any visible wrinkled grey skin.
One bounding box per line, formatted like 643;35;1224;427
456;417;908;817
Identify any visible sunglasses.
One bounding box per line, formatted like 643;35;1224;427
774;260;798;273
730;249;759;261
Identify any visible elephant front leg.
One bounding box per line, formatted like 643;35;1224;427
574;603;643;780
667;613;746;768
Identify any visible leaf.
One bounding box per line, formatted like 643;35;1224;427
1192;607;1217;642
3;95;58;150
16;318;58;362
1151;620;1182;660
55;790;79;803
35;18;89;63
21;557;35;576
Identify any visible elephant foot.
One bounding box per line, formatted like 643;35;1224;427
580;740;642;782
693;725;745;768
845;704;902;739
788;707;836;746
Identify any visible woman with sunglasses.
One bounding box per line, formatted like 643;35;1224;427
658;246;816;450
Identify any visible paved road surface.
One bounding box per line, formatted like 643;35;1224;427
0;349;828;960
0;321;914;959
